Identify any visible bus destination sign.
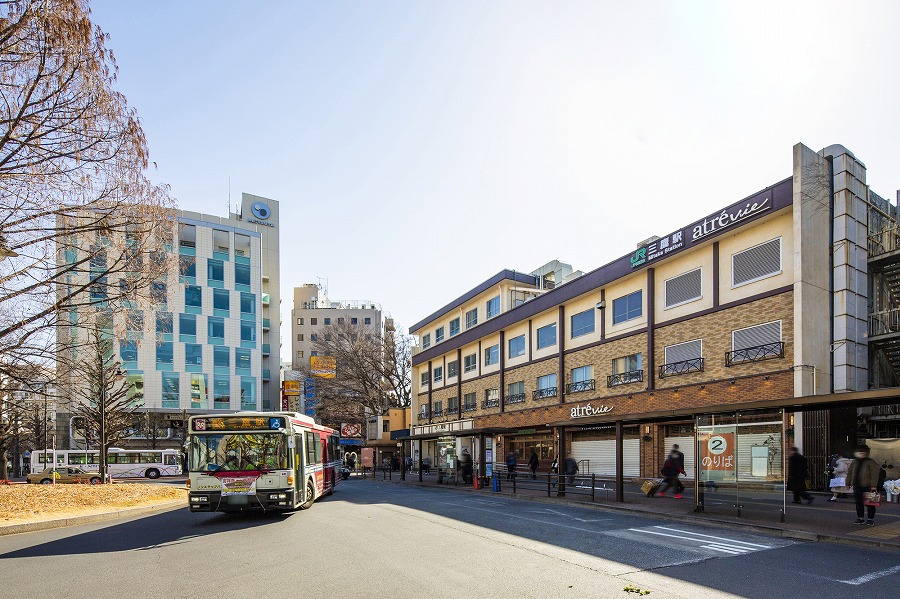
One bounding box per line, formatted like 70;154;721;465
192;416;285;432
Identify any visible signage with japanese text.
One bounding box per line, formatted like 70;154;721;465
699;432;735;473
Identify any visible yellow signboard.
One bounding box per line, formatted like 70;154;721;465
283;380;301;395
310;356;336;378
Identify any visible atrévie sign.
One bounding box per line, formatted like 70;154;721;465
571;403;614;418
691;197;771;241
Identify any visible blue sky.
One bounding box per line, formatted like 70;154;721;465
91;1;900;340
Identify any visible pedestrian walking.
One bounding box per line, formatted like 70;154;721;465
671;444;686;494
549;456;558;488
422;456;431;474
528;451;539;480
848;445;881;526
829;456;851;501
404;455;413;473
658;452;684;498
506;451;517;480
459;449;473;484
563;456;578;487
787;447;814;504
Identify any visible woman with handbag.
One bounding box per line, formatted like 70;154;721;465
848;444;881;526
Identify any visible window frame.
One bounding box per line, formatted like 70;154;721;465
570;309;595;338
612;290;643;325
536;323;557;350
486;296;500;319
484;344;499;366
449;318;460;337
465;308;478;329
463;353;477;372
508;334;526;358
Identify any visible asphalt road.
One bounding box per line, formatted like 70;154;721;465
0;480;897;599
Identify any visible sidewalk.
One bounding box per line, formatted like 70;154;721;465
365;470;900;551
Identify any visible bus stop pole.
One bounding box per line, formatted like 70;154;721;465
615;420;624;503
400;441;406;481
557;426;566;497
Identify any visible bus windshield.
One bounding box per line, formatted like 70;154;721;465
190;433;288;472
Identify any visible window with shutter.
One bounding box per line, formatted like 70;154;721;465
732;321;781;350
665;268;702;308
733;238;782;287
664;339;702;364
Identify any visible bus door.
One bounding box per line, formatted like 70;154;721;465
321;436;332;493
294;434;304;498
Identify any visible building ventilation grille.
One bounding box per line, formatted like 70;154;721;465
732;320;781;350
665;268;702;308
733;238;781;286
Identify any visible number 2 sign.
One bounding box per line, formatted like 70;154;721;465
699;432;735;472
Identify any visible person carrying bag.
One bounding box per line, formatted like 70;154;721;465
848;444;881;526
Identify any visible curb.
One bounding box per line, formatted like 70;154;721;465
0;499;185;537
369;478;900;552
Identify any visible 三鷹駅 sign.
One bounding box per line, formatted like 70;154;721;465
570;403;614;418
631;230;685;268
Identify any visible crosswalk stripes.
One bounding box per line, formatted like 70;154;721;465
626;525;774;556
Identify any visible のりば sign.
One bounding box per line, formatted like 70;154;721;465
699;432;735;472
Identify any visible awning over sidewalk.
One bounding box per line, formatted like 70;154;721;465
545;387;900;429
398;427;517;441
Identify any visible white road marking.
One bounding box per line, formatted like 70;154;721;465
627;526;774;557
838;564;900;586
653;526;771;548
464;505;612;533
528;508;610;523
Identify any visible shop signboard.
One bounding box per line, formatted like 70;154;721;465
310;356;336;378
698;432;735;473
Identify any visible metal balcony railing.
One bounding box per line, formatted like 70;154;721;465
506;393;526;404
566;379;595;394
607;370;643;388
868;226;900;258
482;398;500;409
431;409;444;417
532;387;557;400
658;357;705;378
725;341;785;367
462;403;477;413
869;309;900;338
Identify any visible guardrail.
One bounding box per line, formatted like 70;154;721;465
724;341;784;366
868;226;900;258
658;357;704;378
491;467;616;502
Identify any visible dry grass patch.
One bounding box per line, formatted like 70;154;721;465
0;484;186;525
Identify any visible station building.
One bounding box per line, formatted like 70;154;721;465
406;143;900;502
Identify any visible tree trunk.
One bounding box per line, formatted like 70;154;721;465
0;448;8;480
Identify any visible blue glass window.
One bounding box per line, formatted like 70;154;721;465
486;296;500;319
185;344;203;366
213;288;230;312
234;263;251;287
240;378;256;410
207;259;224;283
120;340;138;363
179;313;196;336
208;317;225;340
162;372;179;409
156;342;174;365
185;285;202;308
536;323;557;349
449;318;460;337
240;321;256;344
214;376;230;409
235;348;251;372
240;293;255;316
570;309;595;338
612;290;642;324
179;255;196;278
508;335;525;358
214;346;230;369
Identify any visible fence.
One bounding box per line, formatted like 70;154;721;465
491;467;616;502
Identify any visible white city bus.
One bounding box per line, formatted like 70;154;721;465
186;412;341;513
30;448;182;479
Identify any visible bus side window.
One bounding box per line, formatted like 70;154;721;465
305;431;318;465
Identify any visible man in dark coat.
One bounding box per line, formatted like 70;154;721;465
670;444;686;493
848;444;882;525
563;456;578;487
459;449;474;484
787;447;814;504
528;451;540;479
658;453;683;498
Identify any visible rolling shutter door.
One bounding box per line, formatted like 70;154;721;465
570;439;640;477
663;435;695;478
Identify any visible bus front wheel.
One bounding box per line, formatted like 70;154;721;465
299;479;315;510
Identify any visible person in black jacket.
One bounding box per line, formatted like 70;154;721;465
787;447;814;504
528;451;540;479
658;452;684;498
670;444;686;493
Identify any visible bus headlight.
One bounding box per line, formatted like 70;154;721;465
190;496;209;503
269;493;287;500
